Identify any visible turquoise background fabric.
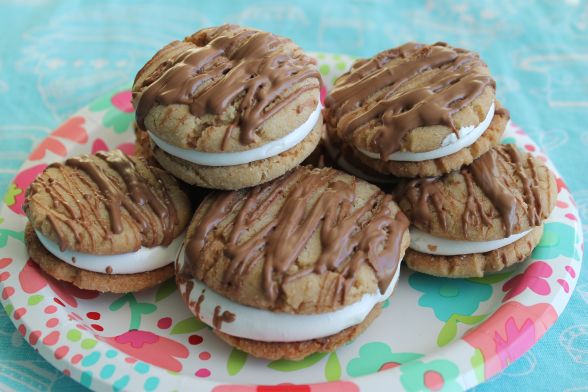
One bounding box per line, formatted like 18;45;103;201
1;1;586;390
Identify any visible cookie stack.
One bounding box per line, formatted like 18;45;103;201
130;24;411;360
22;27;557;362
324;42;556;278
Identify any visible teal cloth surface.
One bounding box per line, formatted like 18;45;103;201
1;1;586;390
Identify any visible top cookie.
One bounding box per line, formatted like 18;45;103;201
133;24;321;153
179;166;410;314
395;144;557;241
24;150;192;255
325;42;495;157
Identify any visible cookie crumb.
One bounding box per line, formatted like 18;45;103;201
71;256;76;264
105;266;113;274
427;244;438;252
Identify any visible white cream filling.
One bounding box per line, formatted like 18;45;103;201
149;99;322;167
177;245;400;342
323;133;398;185
35;229;183;274
409;226;532;256
359;102;495;162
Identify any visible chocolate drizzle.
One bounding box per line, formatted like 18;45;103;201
462;170;492;237
470;147;517;236
212;306;236;329
325;42;495;159
28;150;178;252
135;24;321;147
183;167;408;309
95;151;177;245
401;178;447;231
397;144;548;239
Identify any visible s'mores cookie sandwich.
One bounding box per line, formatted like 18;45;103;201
133;24;323;190
24;150;192;293
395;144;557;278
324;42;509;178
176;166;410;359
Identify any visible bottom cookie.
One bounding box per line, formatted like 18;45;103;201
213;304;382;361
404;225;544;278
25;224;174;293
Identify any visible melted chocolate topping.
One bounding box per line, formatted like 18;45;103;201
29;150;177;252
325;42;495;159
212;306;236;329
183;167;408;308
470;147;517;236
400;178;447;231
135;24;321;146
462;170;492;237
397;144;546;238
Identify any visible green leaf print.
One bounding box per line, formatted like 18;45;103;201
437;314;488;347
324;352;341;381
268;352;328;372
170;317;206;335
155;279;177;302
227;348;248;376
109;293;156;330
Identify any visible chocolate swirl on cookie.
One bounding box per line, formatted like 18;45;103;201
398;178;447;231
471;144;545;235
325;42;495;159
470;146;517;236
27;150;178;251
396;144;549;238
135;24;321;146
183;167;408;308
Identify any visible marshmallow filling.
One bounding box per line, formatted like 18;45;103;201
409;225;533;256
35;229;183;274
149;99;322;167
177;245;400;342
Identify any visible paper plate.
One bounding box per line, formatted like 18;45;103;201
0;53;583;392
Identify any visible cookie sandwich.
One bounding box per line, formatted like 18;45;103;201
176;166;410;359
325;42;508;178
24;150;192;293
396;144;557;278
133;24;323;190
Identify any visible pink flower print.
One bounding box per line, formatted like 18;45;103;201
320;84;327;105
494;318;536;369
111;91;134;113
464;302;558;380
29;117;88;160
502;261;552;302
91;138;135;155
115;329;158;348
98;330;189;372
7;164;48;215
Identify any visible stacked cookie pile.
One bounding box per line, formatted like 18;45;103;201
22;25;557;362
130;25;410;360
323;42;557;278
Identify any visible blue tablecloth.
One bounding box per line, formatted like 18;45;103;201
1;1;586;390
